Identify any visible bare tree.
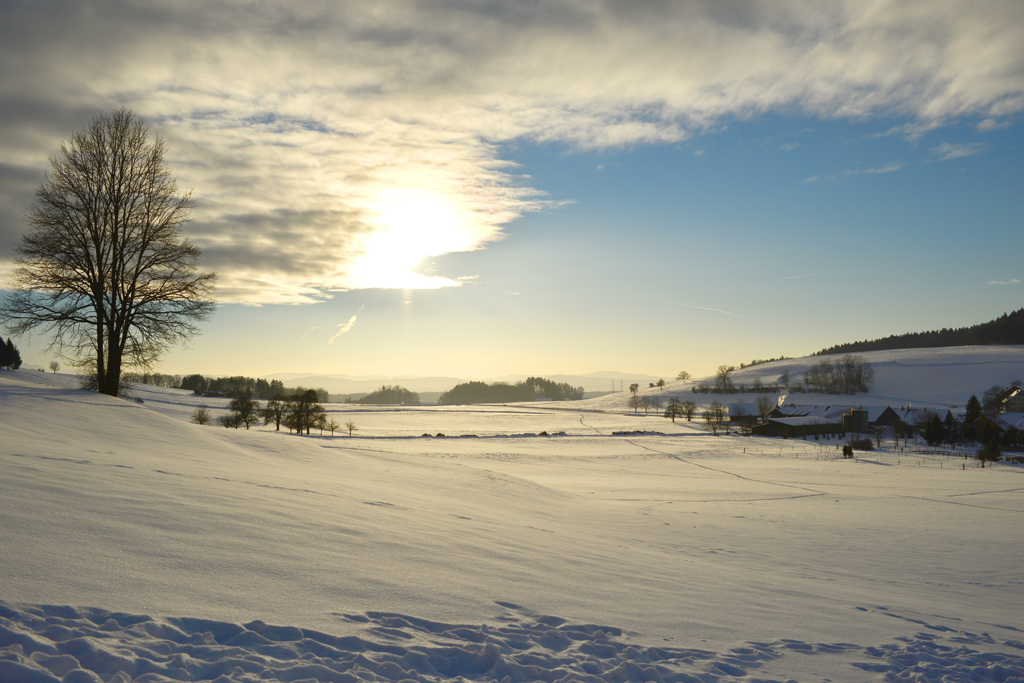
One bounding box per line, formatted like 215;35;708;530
629;383;639;396
190;405;211;425
0;109;216;397
716;366;734;392
229;393;260;430
285;390;325;435
656;378;665;390
676;370;691;381
755;394;774;423
641;396;652;415
48;360;60;373
262;396;288;431
704;400;726;435
345;420;357;436
628;394;642;414
664;398;684;422
325;418;340;436
682;400;697;421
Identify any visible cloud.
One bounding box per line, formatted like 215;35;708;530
662;299;741;317
987;278;1020;286
328;306;365;344
844;163;902;176
779;142;800;151
2;1;1023;302
300;326;322;339
978;117;1011;131
803;176;818;183
930;142;986;161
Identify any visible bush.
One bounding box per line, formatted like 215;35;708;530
851;438;874;451
842;445;854;458
977;440;1001;464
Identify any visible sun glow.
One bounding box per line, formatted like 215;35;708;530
348;191;492;289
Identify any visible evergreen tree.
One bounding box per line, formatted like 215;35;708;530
943;413;961;447
923;415;946;446
965;395;982;423
1;338;22;370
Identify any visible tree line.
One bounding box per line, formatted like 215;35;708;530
688;356;873;395
192;389;355;436
815;308;1024;356
179;374;329;402
439;377;585;404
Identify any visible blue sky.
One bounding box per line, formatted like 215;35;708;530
1;2;1022;379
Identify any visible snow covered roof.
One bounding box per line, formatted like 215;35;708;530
900;406;953;423
772;404;831;418
821;405;892;422
768;416;842;427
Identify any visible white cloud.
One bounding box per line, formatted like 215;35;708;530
987;278;1021;286
328;306;365;344
1;1;1022;302
930;142;986;161
863;163;903;174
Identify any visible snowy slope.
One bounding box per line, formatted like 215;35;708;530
575;345;1024;414
2;367;1023;682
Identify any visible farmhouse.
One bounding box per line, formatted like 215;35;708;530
996;386;1023;413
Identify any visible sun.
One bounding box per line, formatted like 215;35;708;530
348;190;483;289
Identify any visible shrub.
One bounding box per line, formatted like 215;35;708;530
851;438;874;451
977;440;1001;465
842;445;854;458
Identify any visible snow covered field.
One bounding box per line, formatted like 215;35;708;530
2;359;1023;682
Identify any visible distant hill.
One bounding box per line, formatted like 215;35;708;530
815;308;1024;356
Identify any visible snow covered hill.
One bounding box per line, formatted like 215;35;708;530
575;345;1024;414
2;363;1023;682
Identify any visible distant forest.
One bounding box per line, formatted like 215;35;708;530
439;377;585;404
356;385;420;405
815;308;1024;356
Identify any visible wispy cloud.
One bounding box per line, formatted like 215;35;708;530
930;142;986;161
872;121;944;141
2;2;1022;302
662;299;741;317
803;176;818;183
779;142;800;151
300;326;322;339
978;118;1012;131
328;306;365;344
987;278;1020;286
861;163;903;175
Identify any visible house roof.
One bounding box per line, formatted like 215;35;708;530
768;416;842;427
820;405;893;422
997;386;1021;404
772;404;832;418
900;407;953;423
